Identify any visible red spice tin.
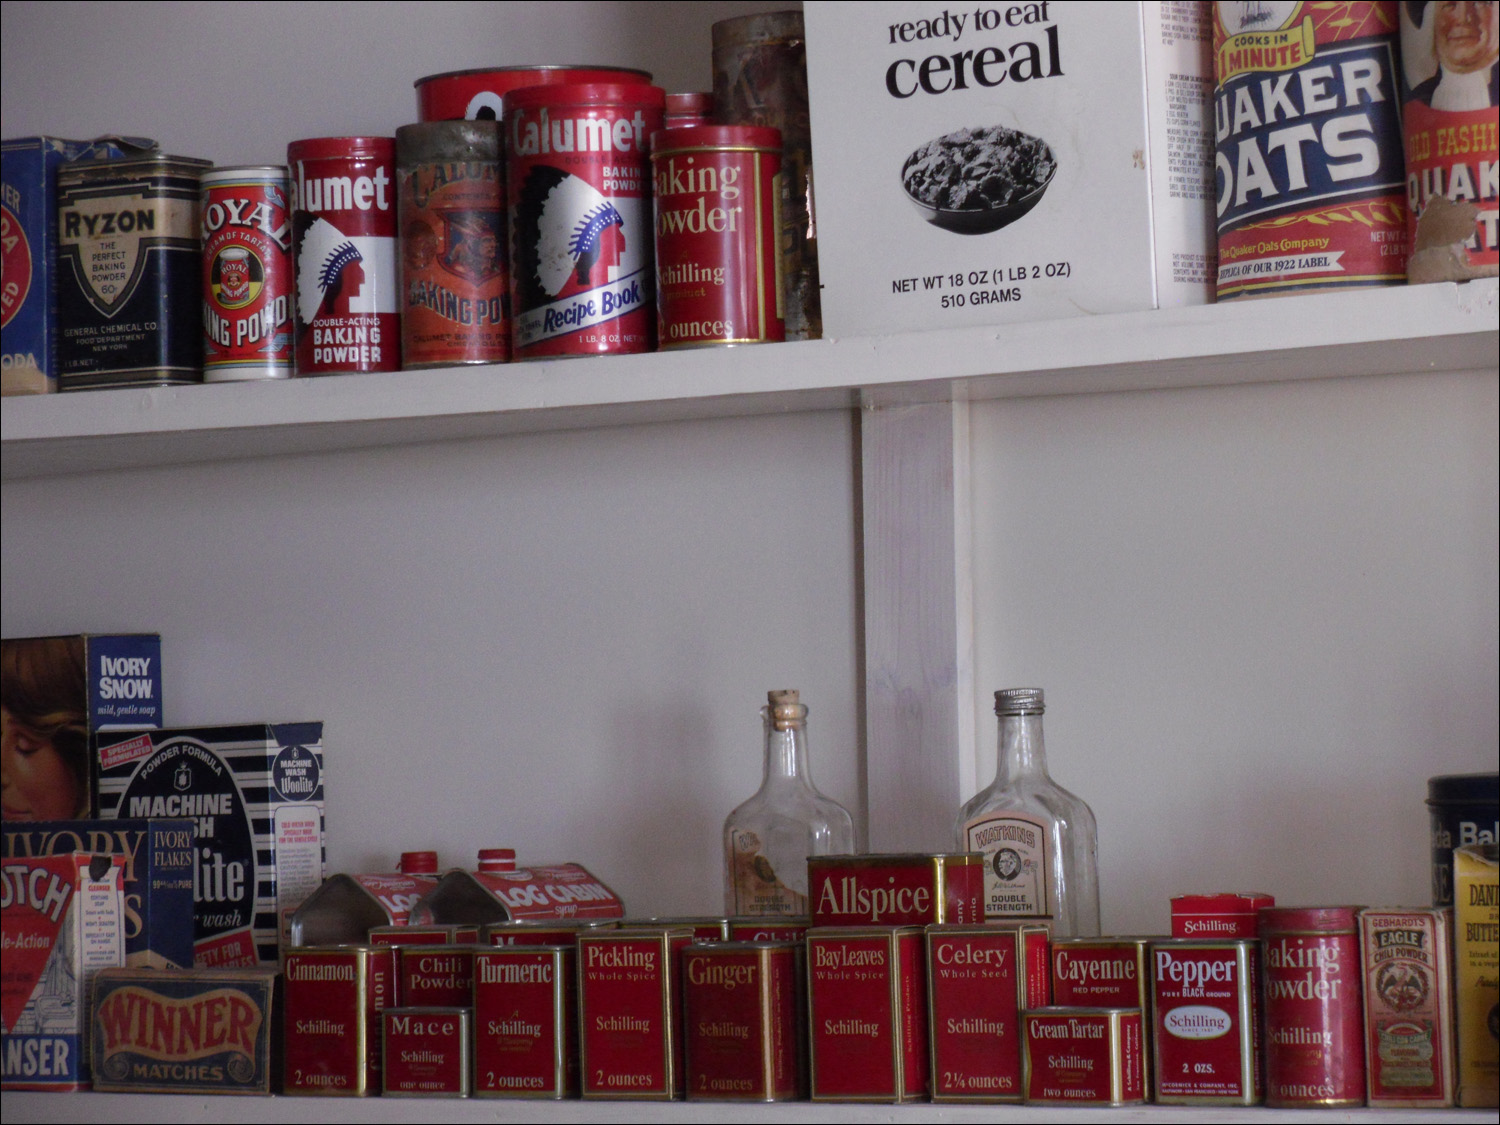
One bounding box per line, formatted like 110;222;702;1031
397;943;474;1008
1052;937;1152;1009
1150;939;1262;1106
473;945;576;1099
807;926;928;1102
282;944;394;1096
505;82;665;360
665;92;715;130
288;136;399;374
682;941;804;1101
1260;904;1365;1107
577;926;693;1099
201;166;293;381
416;66;653;123
808;853;984;927
728;916;811;943
1023;1007;1146;1106
1171;891;1275;938
382;1007;470;1096
925;922;1050;1103
652;124;783;349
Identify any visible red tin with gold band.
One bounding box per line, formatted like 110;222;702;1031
506;82;665;360
282;944;394;1096
288;136;399;374
201;166;293;381
416;66;653;123
1213;2;1407;298
652;125;783;349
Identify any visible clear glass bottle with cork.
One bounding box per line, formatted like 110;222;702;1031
724;689;854;915
956;688;1100;936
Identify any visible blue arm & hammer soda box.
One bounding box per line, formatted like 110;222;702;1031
1;633;163;821
94;722;325;967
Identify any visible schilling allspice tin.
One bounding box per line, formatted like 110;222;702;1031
201;166;293;381
651;125;783;349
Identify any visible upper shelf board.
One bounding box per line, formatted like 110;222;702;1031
3;279;1495;481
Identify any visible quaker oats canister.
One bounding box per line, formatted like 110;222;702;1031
396;122;507;368
288;136;399;374
505;82;665;360
200;166;293;381
1213;1;1408;298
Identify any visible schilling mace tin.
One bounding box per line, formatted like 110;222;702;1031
201;166;293;381
651;124;783;349
288;136;399;374
505;82;665;360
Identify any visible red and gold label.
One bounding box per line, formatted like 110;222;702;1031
201;167;293;381
1024;1007;1146;1105
682;942;803;1101
473;946;575;1099
1151;940;1261;1105
1359;907;1455;1107
381;1007;469;1096
809;853;984;927
283;945;393;1096
577;927;692;1099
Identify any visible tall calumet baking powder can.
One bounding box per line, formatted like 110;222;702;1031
288;137;399;374
506;82;665;360
201;167;293;381
396;121;507;367
1213;1;1408;298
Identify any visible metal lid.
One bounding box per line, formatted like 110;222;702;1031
712;9;804;49
1426;771;1499;805
995;688;1044;716
396;120;500;163
286;136;394;161
414;65;653;88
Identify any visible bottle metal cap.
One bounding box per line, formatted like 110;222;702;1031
995;688;1044;716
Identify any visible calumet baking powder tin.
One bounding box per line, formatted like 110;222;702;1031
416;66;653;123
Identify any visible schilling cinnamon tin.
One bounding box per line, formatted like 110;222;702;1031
472;945;576;1099
288;136;398;374
396;121;506;368
682;941;804;1101
282;944;395;1096
505;82;665;360
201;166;293;381
577;925;693;1099
925;922;1051;1103
807;926;928;1102
1358;907;1455;1107
652;125;783;348
1023;1007;1146;1106
808;852;984;927
415;65;653;123
1149;939;1261;1106
1260;904;1365;1107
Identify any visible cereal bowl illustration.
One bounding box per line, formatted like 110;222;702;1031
901;124;1057;234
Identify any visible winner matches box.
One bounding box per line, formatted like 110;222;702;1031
804;2;1214;338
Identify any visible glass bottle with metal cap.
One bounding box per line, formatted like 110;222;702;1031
956;688;1100;936
724;689;855;915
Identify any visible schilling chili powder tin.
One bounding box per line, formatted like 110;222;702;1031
1259;904;1365;1107
201;166;293;381
288;136;399;374
396;121;506;368
651;124;783;348
505;82;665;360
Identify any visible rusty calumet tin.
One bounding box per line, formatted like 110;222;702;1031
396;121;506;368
473;944;576;1098
652;124;783;349
926;922;1051;1103
1358;907;1455;1107
506;82;665;360
201;166;293;381
1260;904;1365;1107
416;65;653;123
288;136;398;374
808;852;984;927
282;944;394;1096
578;925;693;1099
1150;939;1262;1106
56;154;211;390
1023;1007;1146;1106
683;941;805;1102
382;1007;470;1096
807;926;928;1102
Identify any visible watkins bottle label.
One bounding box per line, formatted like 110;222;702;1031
966;813;1048;918
729;829;806;915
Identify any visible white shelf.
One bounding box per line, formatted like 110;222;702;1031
3;279;1494;481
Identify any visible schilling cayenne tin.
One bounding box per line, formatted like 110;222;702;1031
505;82;665;360
201;166;293;381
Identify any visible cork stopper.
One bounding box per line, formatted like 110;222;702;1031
767;689;806;730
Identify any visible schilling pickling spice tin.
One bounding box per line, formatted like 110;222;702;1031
505;82;665;360
201;166;293;381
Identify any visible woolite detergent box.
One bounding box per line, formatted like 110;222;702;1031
95;723;325;967
804;2;1215;337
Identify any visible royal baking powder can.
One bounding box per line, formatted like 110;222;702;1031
652;125;783;348
396;122;507;368
201;167;293;381
1213;1;1408;298
288;136;399;374
505;82;665;360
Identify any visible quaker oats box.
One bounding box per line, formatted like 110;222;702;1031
1;633;163;821
804;2;1214;338
95;723;325;967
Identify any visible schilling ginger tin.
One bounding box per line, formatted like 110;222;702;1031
682;941;804;1101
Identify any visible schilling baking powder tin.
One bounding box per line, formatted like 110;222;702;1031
201;166;293;381
288;136;399;374
505;82;665;360
652;125;783;348
415;66;653;123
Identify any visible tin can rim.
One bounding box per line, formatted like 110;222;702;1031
287;136;395;161
415;64;653;88
651;124;782;152
503;82;666;113
1426;771;1498;804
